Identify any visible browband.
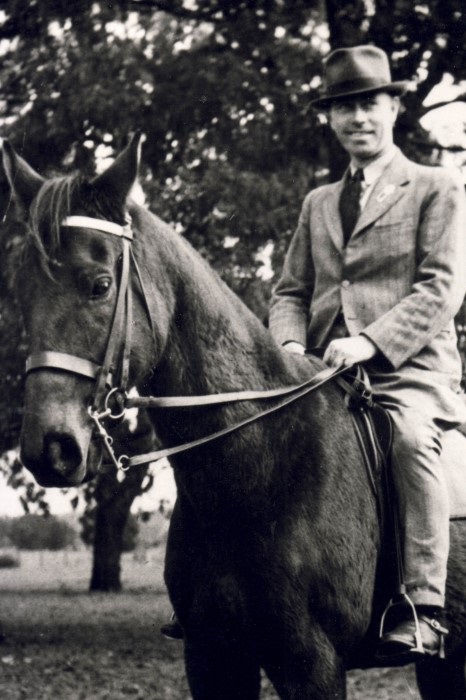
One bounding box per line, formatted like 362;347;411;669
62;216;133;240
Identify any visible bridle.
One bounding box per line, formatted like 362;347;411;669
24;215;352;474
25;214;144;471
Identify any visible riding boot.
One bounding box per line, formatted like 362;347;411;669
376;605;448;662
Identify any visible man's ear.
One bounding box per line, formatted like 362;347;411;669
390;95;401;123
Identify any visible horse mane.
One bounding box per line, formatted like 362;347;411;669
25;174;126;274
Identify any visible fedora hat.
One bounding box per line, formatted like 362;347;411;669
311;45;409;108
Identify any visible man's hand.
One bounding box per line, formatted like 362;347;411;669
283;341;306;355
323;335;377;368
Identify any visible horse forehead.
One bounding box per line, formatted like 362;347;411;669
62;227;116;263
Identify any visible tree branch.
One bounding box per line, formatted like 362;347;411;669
130;0;222;22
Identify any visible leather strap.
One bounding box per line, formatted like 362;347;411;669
127;372;340;409
62;216;133;240
125;364;349;468
130;249;158;347
127;363;371;411
92;237;131;409
26;351;100;379
419;615;449;636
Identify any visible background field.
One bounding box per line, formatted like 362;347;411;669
0;548;422;699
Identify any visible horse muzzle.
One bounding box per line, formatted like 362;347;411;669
20;371;103;486
20;428;102;487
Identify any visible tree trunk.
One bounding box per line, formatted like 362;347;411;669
90;495;129;591
88;410;157;592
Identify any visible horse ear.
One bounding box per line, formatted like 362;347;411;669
91;131;143;204
2;139;45;213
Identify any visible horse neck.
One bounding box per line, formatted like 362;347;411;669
134;208;303;511
141;225;286;398
170;289;275;393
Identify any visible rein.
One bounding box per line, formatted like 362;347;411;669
122;363;349;468
25;215;349;472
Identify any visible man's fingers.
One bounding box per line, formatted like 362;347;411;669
324;349;341;367
324;347;353;368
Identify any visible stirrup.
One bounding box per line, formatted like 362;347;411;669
378;587;447;659
379;588;424;655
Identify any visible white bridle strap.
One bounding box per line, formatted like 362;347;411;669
62;216;133;240
26;351;100;380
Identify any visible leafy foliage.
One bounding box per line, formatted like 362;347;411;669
1;0;465;500
5;513;76;550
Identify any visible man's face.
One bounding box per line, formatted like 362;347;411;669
328;92;400;164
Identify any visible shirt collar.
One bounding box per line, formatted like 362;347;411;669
350;146;397;186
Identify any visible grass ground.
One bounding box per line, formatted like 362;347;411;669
0;549;422;699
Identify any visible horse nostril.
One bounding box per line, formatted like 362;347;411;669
44;432;82;476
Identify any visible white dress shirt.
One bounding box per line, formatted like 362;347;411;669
350;145;397;209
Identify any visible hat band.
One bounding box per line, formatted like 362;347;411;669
325;77;394;97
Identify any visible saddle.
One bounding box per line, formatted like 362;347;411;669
304;353;393;521
336;367;399;589
336;366;393;503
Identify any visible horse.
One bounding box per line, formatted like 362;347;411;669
3;134;466;699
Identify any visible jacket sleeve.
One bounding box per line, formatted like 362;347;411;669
269;193;314;347
362;169;466;370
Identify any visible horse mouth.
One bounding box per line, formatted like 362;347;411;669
29;468;95;489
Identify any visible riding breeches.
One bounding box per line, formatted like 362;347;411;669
369;369;466;607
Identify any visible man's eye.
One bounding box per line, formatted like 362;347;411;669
335;102;352;111
90;277;112;298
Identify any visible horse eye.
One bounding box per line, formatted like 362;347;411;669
90;277;112;299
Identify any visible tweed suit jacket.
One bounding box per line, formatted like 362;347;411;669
269;149;466;388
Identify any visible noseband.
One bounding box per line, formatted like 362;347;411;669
25;215;353;474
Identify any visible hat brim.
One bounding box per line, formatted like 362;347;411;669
310;81;409;109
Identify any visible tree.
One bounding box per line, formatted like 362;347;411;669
8;513;76;550
0;2;328;586
80;410;157;592
1;0;465;584
3;0;464;443
324;0;466;174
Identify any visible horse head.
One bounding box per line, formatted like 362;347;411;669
3;134;158;487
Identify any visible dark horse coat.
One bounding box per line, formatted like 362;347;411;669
3;136;466;699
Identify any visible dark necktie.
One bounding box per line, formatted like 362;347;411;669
339;168;364;246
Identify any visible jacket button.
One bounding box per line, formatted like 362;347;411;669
341;279;351;289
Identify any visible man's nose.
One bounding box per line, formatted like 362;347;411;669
351;106;367;122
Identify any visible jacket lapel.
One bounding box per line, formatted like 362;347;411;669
322;151;411;250
351;150;410;239
322;178;346;250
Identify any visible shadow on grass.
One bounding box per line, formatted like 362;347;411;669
0;550;421;699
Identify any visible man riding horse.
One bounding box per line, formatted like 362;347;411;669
269;45;466;661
